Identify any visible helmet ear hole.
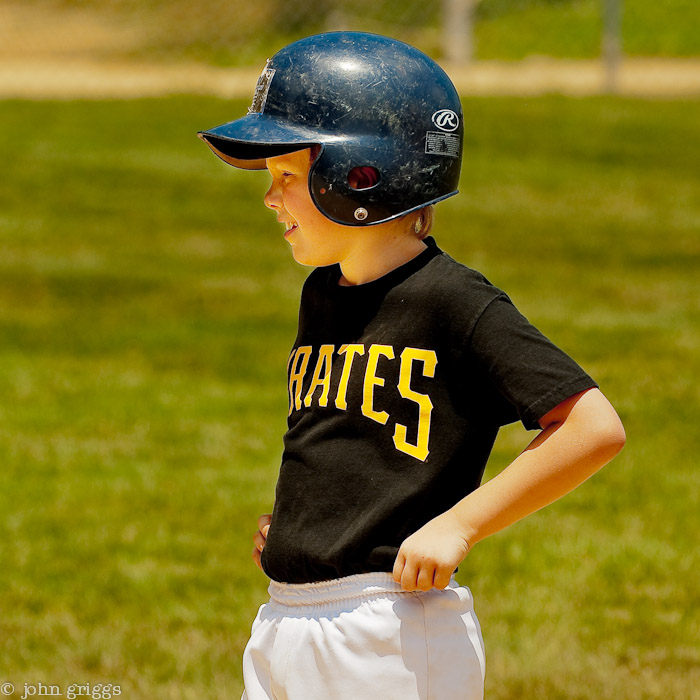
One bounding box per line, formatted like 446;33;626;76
347;166;380;191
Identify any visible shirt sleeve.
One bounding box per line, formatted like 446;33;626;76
469;294;598;430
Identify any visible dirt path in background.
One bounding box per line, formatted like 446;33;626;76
1;3;699;98
2;57;699;99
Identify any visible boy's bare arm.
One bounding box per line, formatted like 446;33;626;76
393;387;626;592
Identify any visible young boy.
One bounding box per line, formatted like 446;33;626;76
199;32;625;700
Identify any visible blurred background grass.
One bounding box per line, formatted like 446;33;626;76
1;95;698;699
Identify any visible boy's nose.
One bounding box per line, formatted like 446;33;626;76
264;181;282;210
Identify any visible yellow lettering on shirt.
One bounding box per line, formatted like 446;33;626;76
304;345;335;408
362;345;395;425
286;350;296;415
335;344;365;410
288;346;312;414
393;348;438;462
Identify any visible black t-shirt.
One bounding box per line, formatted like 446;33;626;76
261;238;597;583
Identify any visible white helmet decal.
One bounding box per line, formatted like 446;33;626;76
431;109;460;132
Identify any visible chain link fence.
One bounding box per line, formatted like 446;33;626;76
2;0;700;96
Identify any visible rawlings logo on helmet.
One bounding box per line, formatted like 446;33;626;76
431;109;460;132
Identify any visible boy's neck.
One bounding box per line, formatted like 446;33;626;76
338;233;428;287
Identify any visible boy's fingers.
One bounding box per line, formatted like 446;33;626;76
253;530;266;551
415;564;435;592
253;514;272;557
433;567;452;590
399;559;419;592
392;551;406;584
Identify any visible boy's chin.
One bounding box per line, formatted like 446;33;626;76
289;245;330;268
289;247;316;267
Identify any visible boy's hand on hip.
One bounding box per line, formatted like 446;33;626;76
252;513;272;571
393;510;471;592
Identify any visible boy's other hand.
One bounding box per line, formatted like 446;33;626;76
393;510;471;592
252;514;272;570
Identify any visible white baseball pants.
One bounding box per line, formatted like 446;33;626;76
241;572;485;700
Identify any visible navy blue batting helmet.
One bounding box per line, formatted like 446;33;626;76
198;32;463;226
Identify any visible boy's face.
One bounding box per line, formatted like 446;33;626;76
265;149;356;267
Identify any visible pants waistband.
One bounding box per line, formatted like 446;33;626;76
267;572;407;607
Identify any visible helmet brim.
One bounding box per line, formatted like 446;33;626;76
198;113;329;170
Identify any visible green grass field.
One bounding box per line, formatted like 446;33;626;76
473;0;700;59
0;96;698;699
